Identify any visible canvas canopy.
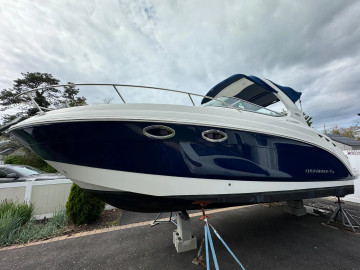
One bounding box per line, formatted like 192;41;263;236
201;74;302;107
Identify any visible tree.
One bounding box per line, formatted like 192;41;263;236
61;83;87;108
0;73;87;157
329;123;359;140
95;97;114;105
66;184;105;225
0;73;87;122
0;72;60;116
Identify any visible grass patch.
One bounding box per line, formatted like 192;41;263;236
17;210;68;244
0;200;34;246
0;211;24;246
0;201;68;246
0;200;33;226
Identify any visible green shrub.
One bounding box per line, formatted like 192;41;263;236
0;201;69;246
0;200;33;226
40;163;57;173
3;155;25;165
4;153;57;173
66;184;105;225
0;211;23;246
0;200;34;246
0;203;68;246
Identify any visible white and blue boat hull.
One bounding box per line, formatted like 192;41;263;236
9;104;355;212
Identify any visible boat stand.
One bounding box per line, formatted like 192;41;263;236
150;212;177;227
327;197;360;232
173;211;197;253
193;204;246;270
284;200;307;216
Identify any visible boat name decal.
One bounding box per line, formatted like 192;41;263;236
286;119;300;124
305;169;335;174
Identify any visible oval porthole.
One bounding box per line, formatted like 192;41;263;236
202;129;228;142
143;125;175;139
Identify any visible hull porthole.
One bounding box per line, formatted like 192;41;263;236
143;125;175;139
202;129;228;142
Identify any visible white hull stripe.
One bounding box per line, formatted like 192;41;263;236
47;161;354;197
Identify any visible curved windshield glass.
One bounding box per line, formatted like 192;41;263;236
202;96;283;116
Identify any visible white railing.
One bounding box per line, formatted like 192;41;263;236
15;83;284;117
15;83;225;114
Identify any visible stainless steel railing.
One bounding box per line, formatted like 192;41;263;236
15;83;223;114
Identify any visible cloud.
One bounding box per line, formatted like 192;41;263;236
0;0;359;128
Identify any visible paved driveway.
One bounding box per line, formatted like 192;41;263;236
1;201;360;269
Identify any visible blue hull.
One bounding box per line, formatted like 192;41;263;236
10;121;353;181
10;121;354;211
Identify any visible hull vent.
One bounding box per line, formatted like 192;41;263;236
143;125;175;139
202;129;228;142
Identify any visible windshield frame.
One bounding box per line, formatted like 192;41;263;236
201;96;285;117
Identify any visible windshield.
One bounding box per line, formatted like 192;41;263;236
202;96;283;116
11;166;44;176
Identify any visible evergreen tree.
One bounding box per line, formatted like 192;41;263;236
0;72;60;116
0;73;88;120
0;73;87;155
66;184;105;225
61;83;87;108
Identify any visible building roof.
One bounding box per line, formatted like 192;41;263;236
326;133;360;146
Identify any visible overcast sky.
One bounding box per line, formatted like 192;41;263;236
1;0;359;130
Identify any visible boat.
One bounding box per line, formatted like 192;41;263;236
7;74;356;212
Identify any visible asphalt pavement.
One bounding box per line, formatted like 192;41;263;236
1;199;360;270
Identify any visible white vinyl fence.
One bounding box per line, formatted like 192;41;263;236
0;179;73;219
344;150;360;203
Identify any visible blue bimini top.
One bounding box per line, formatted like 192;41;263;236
201;74;302;107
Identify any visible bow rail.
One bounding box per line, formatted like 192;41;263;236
15;83;227;114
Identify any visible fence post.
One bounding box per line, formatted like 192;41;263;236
24;179;35;205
